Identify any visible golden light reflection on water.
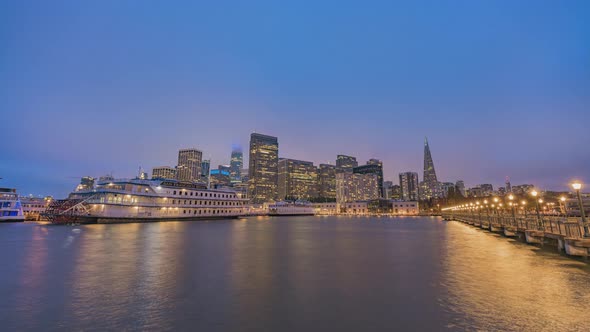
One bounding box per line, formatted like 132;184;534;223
442;221;590;331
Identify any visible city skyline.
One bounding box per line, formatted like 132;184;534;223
2;1;589;197
2;133;587;198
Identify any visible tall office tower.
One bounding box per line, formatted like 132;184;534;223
248;133;279;204
505;176;512;193
278;158;318;200
336;155;358;173
391;185;402;200
383;181;394;199
200;160;211;182
422;137;440;199
230;146;243;182
318;164;337;200
353;159;384;197
336;172;380;204
152;166;176;180
455;180;466;197
400;172;419;201
176;148;202;182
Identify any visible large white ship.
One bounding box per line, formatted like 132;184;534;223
268;200;315;216
44;178;248;224
0;188;25;222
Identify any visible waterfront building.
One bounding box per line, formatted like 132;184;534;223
422;137;440;199
354;159;384;197
336;155;358;173
176;149;203;183
392;201;419;215
340;201;369;215
248;133;279;204
455;180;466;197
152;166;176;180
230;146;243;182
278;158;318;200
336;172;379;205
313;202;338;215
399;172;419;201
318;164;337;200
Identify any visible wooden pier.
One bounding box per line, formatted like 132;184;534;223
442;212;590;258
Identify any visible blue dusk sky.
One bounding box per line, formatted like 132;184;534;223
1;1;589;197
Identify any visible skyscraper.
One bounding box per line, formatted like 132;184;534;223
248;133;279;204
336;155;358;173
422;137;439;199
278;158;318;200
230;146;243;183
455;180;466;197
505;176;512;193
176;148;202;182
353;159;384;197
318;164;337;200
201;159;210;182
336;172;379;204
399;172;419;201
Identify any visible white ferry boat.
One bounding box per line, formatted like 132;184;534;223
43;179;248;224
0;188;25;222
268;200;315;216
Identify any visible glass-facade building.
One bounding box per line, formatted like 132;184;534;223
399;172;419;201
353;159;384;198
248;133;279;204
176;149;202;183
318;164;337;200
278;158;318;200
422;137;439;199
336;155;358;173
230;146;243;183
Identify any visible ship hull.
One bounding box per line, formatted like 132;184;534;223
50;215;243;225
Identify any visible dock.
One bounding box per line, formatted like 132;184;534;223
442;212;590;258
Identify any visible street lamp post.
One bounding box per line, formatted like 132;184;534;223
572;182;589;238
508;194;516;225
560;196;568;218
531;190;543;229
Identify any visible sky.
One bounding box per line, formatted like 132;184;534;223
1;1;589;198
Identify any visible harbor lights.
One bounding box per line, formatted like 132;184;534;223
571;182;589;237
508;194;515;221
521;200;527;218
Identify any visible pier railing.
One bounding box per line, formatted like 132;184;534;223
443;212;586;239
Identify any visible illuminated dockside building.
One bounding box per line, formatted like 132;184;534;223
336;172;380;207
248;133;279;204
278;158;318;200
